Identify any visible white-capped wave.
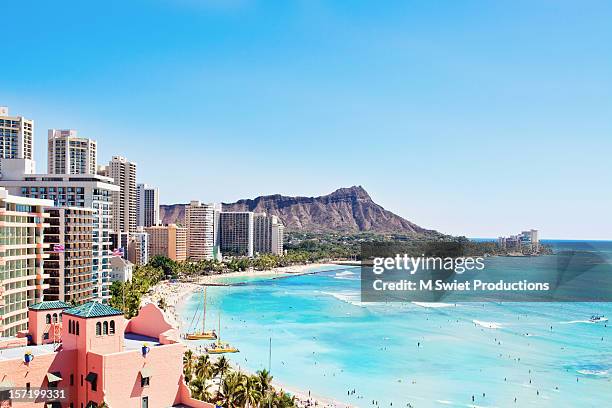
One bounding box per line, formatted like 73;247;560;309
412;302;456;309
320;291;365;307
335;271;356;277
334;270;358;280
577;369;609;377
560;318;608;324
473;320;502;329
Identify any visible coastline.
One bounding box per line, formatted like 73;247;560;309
141;263;341;320
141;262;352;407
190;262;343;284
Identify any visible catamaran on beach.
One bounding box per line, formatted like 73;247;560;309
185;287;217;340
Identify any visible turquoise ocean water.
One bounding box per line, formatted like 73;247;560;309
179;241;612;407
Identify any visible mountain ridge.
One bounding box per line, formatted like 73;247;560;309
160;186;437;235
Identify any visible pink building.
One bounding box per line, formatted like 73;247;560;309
0;301;213;408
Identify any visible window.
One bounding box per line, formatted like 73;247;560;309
109;320;115;335
52;313;58;323
46;314;51;324
96;322;101;336
85;372;98;392
141;396;148;408
70;374;74;386
103;321;108;335
141;376;150;387
75;322;80;336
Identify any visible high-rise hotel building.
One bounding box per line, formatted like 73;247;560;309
254;213;284;255
44;207;95;304
146;224;187;261
47;129;97;175
0;106;34;176
136;183;160;227
127;227;149;266
107;156;137;233
219;211;254;257
0;187;52;337
185;201;217;260
0;174;120;302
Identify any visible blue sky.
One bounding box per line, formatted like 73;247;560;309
2;0;611;239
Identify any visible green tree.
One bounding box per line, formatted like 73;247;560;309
194;354;213;381
242;374;262;408
214;356;231;393
183;350;194;383
256;369;273;395
190;374;214;402
148;255;178;277
217;371;245;408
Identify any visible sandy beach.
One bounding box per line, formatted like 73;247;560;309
191;262;339;285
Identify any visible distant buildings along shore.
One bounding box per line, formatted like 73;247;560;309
498;229;540;252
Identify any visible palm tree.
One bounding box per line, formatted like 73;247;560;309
261;391;276;408
214;356;231;393
256;369;273;395
183;350;195;383
275;391;296;408
190;373;214;402
242;374;262;408
194;354;213;381
218;371;245;408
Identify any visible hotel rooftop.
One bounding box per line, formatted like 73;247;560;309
0;301;212;408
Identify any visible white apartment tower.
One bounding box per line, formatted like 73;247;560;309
0;106;34;176
108;156;137;233
253;213;284;256
47;129;97;175
272;220;284;256
185;200;216;260
136;183;160;227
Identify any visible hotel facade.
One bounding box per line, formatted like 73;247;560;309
47;130;97;175
43;207;95;304
0;174;120;302
136;184;160;228
185;201;216;261
0;107;34;176
253;213;284;256
0;188;52;337
219;211;254;257
107;156;137;234
127;228;149;266
0;301;212;408
145;224;186;262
